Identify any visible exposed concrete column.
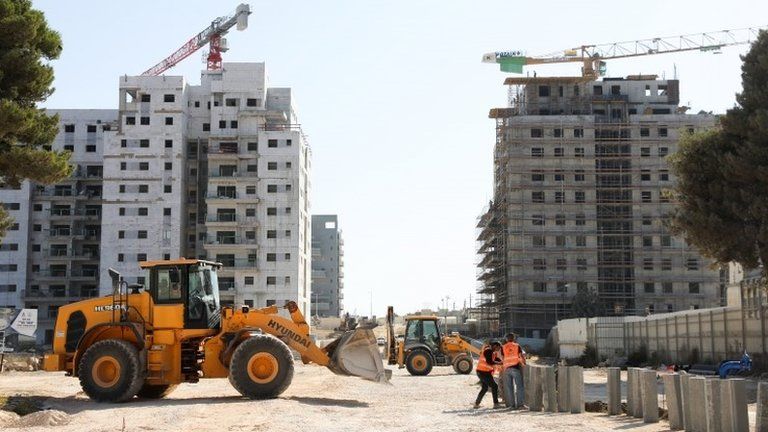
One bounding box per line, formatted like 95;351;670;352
688;376;707;432
607;367;621;415
661;374;682;430
729;380;748;432
704;378;722;432
757;381;768;432
557;365;570;413
568;365;583;414
529;366;543;411
680;373;692;431
543;366;558;413
640;370;658;423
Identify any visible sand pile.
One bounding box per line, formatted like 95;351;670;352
0;410;20;427
6;410;71;428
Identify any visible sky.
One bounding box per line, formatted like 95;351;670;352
33;0;767;318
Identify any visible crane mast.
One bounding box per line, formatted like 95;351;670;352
141;4;251;77
483;26;766;78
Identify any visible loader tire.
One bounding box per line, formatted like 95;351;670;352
229;335;294;399
452;354;473;374
78;339;143;402
405;349;433;376
136;383;177;399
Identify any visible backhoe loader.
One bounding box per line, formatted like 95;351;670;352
385;306;480;376
43;259;389;402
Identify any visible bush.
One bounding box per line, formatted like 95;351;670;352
627;345;648;367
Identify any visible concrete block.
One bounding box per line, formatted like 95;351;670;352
529;366;543;411
557;365;569;413
543;366;558;413
688;376;707;432
629;368;643;418
680;373;692;431
704;378;722;432
640;370;659;423
524;365;532;407
720;378;734;432
661;374;682;430
727;379;748;432
626;368;635;417
568;365;584;414
757;382;768;432
607;367;621;415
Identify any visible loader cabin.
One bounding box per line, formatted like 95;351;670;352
139;259;222;330
403;315;442;352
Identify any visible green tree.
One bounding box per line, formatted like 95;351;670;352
0;0;71;238
570;286;603;318
668;30;768;274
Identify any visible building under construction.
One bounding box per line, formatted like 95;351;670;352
476;75;725;340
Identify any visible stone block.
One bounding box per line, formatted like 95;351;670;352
704;378;722;432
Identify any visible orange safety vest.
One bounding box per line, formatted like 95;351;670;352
502;342;525;368
476;347;494;372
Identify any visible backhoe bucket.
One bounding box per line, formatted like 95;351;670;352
325;329;391;383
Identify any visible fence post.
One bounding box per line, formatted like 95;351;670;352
723;308;729;359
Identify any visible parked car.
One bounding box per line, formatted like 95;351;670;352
377;337;386;346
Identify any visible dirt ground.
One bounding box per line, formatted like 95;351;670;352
0;364;690;432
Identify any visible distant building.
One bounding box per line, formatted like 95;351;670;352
477;75;725;341
311;215;344;317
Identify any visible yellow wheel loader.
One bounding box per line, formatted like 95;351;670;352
43;259;389;402
385;306;481;376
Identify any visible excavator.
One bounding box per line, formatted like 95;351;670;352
385;306;481;376
43;259;389;402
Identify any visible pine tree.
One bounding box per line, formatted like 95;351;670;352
0;0;71;238
669;30;768;275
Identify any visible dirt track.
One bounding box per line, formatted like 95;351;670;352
0;364;681;432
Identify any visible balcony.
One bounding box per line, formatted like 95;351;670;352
206;214;238;223
217;259;258;270
204;237;258;246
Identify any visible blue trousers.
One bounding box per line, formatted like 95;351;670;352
502;366;524;408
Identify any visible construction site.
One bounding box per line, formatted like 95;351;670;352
2;1;768;431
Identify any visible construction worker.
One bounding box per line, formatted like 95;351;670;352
501;333;526;409
491;341;505;404
473;341;503;409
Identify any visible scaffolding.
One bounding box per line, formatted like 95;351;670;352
476;75;726;339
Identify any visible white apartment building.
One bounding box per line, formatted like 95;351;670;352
0;63;312;344
99;76;188;291
99;63;312;318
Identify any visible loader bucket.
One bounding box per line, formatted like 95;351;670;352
325;329;391;383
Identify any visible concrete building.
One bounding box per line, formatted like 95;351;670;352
311;215;344;317
476;75;724;340
0;110;118;344
100;63;312;318
0;62;313;343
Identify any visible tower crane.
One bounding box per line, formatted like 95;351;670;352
141;4;252;76
482;26;766;78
